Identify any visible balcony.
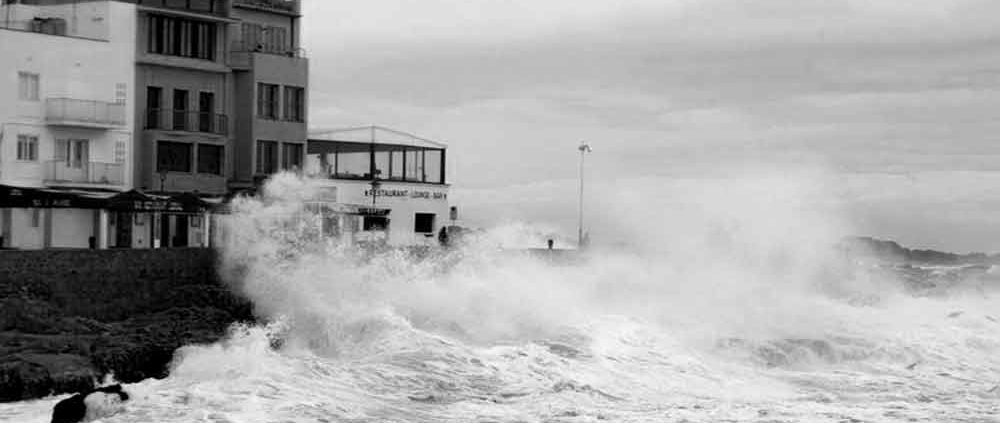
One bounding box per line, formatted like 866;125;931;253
45;161;124;186
231;39;306;58
145;109;228;136
45;98;126;129
233;0;298;14
136;0;228;17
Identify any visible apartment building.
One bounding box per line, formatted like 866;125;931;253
0;0;137;249
0;0;308;250
229;0;307;190
132;0;234;195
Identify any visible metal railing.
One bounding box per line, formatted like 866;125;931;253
230;39;307;58
233;0;297;13
136;0;225;15
145;109;228;135
45;98;126;127
45;161;124;185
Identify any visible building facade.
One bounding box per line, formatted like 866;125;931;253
0;0;307;250
305;127;452;248
1;0;137;249
229;0;307;190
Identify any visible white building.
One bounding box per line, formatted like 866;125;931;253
0;0;137;249
305;126;452;248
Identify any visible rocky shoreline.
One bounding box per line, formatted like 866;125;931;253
0;285;253;402
0;248;254;403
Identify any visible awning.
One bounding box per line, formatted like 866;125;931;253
105;190;210;213
0;184;107;209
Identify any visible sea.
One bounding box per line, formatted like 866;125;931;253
2;174;999;423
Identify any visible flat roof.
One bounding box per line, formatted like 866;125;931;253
308;125;447;150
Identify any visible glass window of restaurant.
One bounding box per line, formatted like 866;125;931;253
336;150;370;178
424;149;443;184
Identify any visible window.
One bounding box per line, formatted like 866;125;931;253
256;83;279;119
283;86;304;122
30;209;40;228
425;149;444;184
281;143;303;170
414;213;435;234
16;135;38;161
256;140;278;174
18;72;39;101
197;144;223;175
157;141;193;172
173;89;189;130
115;83;127;105
146;86;163;128
363;216;388;231
148;14;216;60
198;92;214;132
115;141;127;164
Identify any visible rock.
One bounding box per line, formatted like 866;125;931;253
0;278;255;404
0;354;97;402
51;384;129;423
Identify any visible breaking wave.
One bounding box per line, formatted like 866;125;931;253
3;172;999;422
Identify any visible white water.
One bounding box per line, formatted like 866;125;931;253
3;173;999;422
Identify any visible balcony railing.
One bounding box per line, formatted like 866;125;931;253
230;40;306;58
145;109;228;135
136;0;226;16
44;161;124;186
45;98;126;128
233;0;297;13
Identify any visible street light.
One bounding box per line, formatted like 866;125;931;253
577;142;592;249
370;179;381;207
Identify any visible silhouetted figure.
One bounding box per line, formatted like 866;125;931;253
51;384;129;423
438;226;449;247
547;239;554;250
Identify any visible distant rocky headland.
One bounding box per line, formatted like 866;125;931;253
843;236;1000;266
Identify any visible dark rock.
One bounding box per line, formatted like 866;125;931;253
51;384;129;423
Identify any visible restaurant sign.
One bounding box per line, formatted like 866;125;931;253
363;189;447;200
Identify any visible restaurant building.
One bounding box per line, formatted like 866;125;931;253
305;126;451;247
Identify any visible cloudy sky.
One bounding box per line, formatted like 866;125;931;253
301;0;1000;253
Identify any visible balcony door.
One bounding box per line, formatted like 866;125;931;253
146;86;162;128
173;89;188;131
198;92;214;133
53;139;89;182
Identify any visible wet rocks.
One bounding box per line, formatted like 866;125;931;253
0;290;253;402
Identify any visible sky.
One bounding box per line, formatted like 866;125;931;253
300;0;1000;253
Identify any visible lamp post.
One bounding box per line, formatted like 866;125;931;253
577;142;592;249
370;179;381;207
159;169;167;193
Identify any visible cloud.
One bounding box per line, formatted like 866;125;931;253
302;0;1000;251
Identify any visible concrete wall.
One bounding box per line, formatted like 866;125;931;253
0;248;225;321
321;179;451;247
2;208;44;249
50;209;94;248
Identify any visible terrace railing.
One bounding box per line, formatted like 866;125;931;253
145;109;228;135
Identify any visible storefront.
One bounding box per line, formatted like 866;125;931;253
0;184;213;250
105;190;211;249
